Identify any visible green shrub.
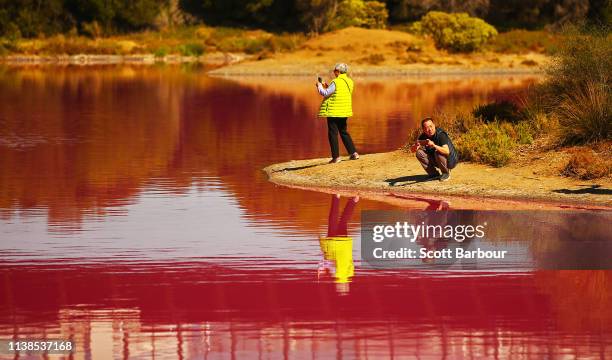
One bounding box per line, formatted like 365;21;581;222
329;0;389;30
473;100;522;123
404;111;532;167
177;43;204;56
546;31;611;97
520;29;611;146
557;81;611;145
81;21;103;38
362;1;389;29
243;38;268;54
456;122;514;167
486;30;561;54
214;37;268;54
513;121;534;145
415;11;498;52
154;46;169;58
266;33;305;52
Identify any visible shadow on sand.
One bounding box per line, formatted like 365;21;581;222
273;162;329;173
553;185;612;196
385;174;438;186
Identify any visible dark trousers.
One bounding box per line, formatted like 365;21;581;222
416;148;450;175
328;195;358;237
327;117;357;159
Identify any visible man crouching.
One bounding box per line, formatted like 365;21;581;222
410;117;458;181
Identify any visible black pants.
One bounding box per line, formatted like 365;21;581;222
327;117;357;159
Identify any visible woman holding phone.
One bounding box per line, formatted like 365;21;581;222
316;63;359;164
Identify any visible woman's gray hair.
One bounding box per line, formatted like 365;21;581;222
334;63;348;74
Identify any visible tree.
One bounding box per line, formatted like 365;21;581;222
363;1;389;28
295;0;340;34
296;0;389;33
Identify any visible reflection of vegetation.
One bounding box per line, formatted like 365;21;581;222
0;67;185;224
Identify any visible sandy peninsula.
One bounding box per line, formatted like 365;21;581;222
264;150;612;210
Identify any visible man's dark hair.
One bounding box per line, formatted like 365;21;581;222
421;117;434;127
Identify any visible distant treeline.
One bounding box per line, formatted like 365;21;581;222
0;0;610;38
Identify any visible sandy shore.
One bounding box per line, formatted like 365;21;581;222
2;28;548;75
0;52;253;66
264;150;612;210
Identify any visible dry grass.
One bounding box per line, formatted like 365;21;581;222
557;81;611;145
0;26;306;56
486;30;563;54
562;145;612;180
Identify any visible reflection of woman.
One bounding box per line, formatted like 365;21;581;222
318;194;358;294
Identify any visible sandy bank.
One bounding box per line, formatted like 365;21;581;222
264;151;612;210
209;27;548;76
1;52;252;66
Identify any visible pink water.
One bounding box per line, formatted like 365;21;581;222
0;66;610;359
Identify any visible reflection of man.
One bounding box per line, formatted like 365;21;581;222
318;194;358;294
410;117;458;181
413;198;451;264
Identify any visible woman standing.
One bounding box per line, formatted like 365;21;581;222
316;63;359;163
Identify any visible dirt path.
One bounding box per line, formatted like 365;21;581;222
264;150;612;210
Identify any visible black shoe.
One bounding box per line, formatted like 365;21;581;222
439;172;451;181
427;172;440;179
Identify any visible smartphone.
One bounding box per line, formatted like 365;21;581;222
317;75;323;83
418;139;429;146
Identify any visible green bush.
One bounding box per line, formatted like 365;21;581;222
266;33;303;52
456;122;514;167
177;43;204;56
486;30;561;54
404;111;535;167
329;0;389;30
528;30;612;145
557;81;611;145
153;46;169;58
473;100;522;123
362;1;389;29
513;121;534;145
415;11;498;52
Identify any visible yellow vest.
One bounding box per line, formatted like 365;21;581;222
318;74;354;118
319;236;354;283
